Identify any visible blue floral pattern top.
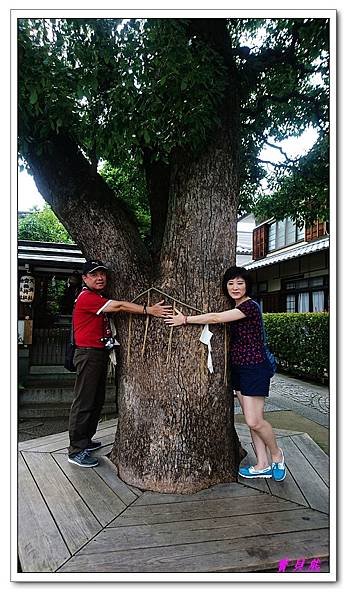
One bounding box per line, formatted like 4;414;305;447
229;299;265;366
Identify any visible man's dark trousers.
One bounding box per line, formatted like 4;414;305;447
68;348;109;456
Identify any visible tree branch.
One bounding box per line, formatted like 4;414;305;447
26;133;152;296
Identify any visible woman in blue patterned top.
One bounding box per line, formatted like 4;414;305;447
165;266;286;481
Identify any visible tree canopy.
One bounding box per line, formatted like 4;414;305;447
18;17;330;233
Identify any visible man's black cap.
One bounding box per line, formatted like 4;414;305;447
82;260;109;275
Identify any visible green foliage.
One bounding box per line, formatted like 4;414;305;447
18;18;227;165
18;18;330;227
263;312;329;381
99;160;150;239
250;133;329;226
18;203;74;243
46;279;66;316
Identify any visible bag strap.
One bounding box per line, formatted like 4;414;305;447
70;288;87;345
251;300;267;343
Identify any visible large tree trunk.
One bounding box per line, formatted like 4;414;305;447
110;117;241;493
26;81;242;495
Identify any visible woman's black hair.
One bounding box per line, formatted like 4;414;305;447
222;266;253;299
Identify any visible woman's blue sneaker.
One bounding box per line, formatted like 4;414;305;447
238;465;272;479
271;448;286;481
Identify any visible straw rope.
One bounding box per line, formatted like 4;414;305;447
126;286;228;383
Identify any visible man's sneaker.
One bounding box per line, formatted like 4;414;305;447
272;448;286;481
86;440;102;452
238;465;272;479
68;449;99;468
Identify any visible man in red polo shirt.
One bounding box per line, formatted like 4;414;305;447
68;260;171;468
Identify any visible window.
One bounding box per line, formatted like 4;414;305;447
286;294;296;312
268;218;306;252
268;223;276;252
283;276;328;312
252;224;268;260
258;282;268;292
297;226;305;242
312;291;324;312
305;221;327;242
311;277;324;288
298;292;310;312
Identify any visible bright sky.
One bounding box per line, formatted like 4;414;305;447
17;127;319;211
18;170;46;211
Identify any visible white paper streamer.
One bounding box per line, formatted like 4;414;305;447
199;324;214;373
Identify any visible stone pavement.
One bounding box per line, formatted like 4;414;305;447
18;372;330;452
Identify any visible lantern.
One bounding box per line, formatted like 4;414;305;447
19;274;35;303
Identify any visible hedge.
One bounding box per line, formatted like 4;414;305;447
262;312;329;382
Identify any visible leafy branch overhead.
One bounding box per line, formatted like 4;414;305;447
18;17;329;236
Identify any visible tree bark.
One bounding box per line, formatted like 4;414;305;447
25;84;243;495
111;106;242;493
27;134;151;298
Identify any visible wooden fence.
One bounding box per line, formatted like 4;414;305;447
30;328;70;366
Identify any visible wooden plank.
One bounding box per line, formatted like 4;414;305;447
18;453;70;573
96;418;118;431
80;507;328;554
266;471;309;507
238;438;311;508
110;495;300;527
279;437;329;514
127;484;144;497
291;433;329;484
91;456;139;505
265;435;310;506
53;454;127;526
93;444;113;457
22;451;101;554
134;482;262;506
58;527;329;573
18;430;70;451
18;419;117;452
52;434;115;455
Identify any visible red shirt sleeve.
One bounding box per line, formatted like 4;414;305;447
77;290;111;314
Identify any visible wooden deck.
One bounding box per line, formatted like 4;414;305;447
18;419;330;574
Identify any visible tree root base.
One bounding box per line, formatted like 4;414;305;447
115;463;237;495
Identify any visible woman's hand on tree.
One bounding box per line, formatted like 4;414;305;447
165;307;186;327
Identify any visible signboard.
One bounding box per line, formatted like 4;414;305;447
18;319;33;345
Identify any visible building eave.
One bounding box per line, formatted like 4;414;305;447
243;237;329;270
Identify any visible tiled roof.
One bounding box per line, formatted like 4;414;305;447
18;240;85;269
236;246;252;255
243;236;329;270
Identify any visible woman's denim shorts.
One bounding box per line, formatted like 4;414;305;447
231;361;272;397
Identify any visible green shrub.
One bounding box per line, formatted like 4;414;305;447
263;312;329;382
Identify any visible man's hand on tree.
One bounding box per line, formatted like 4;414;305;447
148;300;173;318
